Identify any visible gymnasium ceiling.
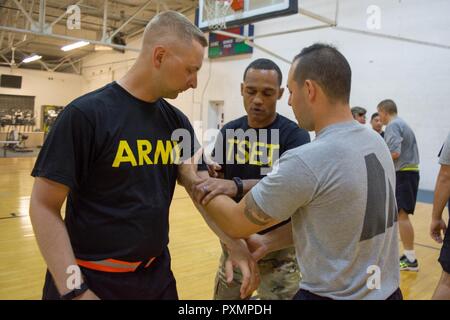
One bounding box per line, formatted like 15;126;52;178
0;0;198;73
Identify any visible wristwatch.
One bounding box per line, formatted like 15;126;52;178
60;282;89;300
232;177;244;199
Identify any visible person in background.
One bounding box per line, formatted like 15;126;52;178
370;112;384;137
378;99;420;272
351;106;367;124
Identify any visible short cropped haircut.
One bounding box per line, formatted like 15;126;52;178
371;112;380;121
377;99;398;115
292;43;351;104
144;11;208;47
243;59;283;86
351;106;367;117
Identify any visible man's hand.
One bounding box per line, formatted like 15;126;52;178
245;234;269;262
224;239;260;299
430;218;447;244
193;178;238;205
207;162;222;178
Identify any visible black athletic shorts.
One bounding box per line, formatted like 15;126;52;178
395;171;420;215
439;225;450;274
42;248;178;300
293;287;403;300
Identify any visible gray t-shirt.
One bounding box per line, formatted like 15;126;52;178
384;117;420;171
252;121;400;300
439;132;450;165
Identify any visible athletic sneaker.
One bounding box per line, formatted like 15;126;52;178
399;255;419;271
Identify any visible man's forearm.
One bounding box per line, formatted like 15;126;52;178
189;192;241;245
203;194;248;238
184;170;242;244
243;179;259;195
432;169;450;220
30;203;79;296
261;222;294;253
202;192;278;238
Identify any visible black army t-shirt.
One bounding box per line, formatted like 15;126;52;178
32;82;203;261
212;113;311;233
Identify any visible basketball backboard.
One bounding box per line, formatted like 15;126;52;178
196;0;298;31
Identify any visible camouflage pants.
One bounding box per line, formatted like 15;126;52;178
213;246;301;300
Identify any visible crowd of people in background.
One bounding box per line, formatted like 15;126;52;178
351;102;450;299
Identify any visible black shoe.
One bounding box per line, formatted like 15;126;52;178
399;257;419;272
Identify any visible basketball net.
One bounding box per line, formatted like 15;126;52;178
204;0;232;30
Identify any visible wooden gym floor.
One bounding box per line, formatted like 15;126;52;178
0;157;447;300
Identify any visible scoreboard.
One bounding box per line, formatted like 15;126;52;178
208;24;254;59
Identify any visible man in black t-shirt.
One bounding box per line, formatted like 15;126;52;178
196;59;310;299
29;11;259;300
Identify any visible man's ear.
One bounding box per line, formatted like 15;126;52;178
153;46;166;69
278;87;284;100
304;80;316;102
240;83;244;97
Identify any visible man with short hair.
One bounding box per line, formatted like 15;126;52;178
430;132;450;299
194;43;402;300
378;99;420;272
200;58;310;300
29;11;258;300
351;106;367;124
370;112;384;137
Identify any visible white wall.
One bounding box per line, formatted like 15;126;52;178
0;66;83;129
81;44;139;94
79;0;450;191
187;0;450;191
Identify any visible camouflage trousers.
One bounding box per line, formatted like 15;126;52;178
213;246;301;300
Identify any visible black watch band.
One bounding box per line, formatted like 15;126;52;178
232;177;244;199
60;282;89;300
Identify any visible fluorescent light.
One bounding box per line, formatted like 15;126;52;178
22;54;42;63
61;41;90;52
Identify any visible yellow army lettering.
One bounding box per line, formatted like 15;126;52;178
112;140;181;167
226;139;280;166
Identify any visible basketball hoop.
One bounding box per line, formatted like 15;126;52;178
204;0;232;30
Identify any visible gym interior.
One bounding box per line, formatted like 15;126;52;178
0;0;449;301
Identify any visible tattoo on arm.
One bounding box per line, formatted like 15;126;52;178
244;194;272;226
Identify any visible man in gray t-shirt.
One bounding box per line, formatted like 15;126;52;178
430;132;450;299
250;121;399;299
378;100;420;272
438;136;450;212
194;44;402;300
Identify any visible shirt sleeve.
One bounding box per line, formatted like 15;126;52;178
178;113;208;171
384;122;403;154
439;132;450;165
251;150;319;221
31;105;95;190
